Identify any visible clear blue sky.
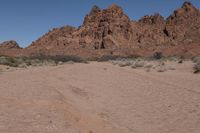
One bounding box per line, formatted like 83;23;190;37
0;0;200;47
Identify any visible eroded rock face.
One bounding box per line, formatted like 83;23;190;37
165;1;200;43
79;4;132;49
167;1;199;25
132;13;167;49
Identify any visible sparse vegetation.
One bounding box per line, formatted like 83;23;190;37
167;66;176;71
157;67;167;72
118;62;132;67
193;56;200;73
97;55;126;62
153;52;163;60
0;55;189;73
134;61;145;68
144;64;153;68
0;55;88;67
0;56;19;67
106;56;183;73
194;63;200;73
178;60;183;64
30;54;88;63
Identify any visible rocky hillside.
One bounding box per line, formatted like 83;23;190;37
0;41;22;56
0;40;21;49
1;1;200;58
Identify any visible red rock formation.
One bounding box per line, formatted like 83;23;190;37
79;4;132;49
28;26;77;50
165;1;200;43
0;40;21;49
1;1;200;58
27;4;133;57
0;40;22;56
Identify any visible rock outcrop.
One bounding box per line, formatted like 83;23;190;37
0;40;21;49
0;41;22;56
28;26;77;50
1;1;200;58
165;1;200;44
28;4;132;51
79;4;132;49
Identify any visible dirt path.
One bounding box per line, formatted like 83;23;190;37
0;62;200;133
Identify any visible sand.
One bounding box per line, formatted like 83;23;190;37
0;61;200;133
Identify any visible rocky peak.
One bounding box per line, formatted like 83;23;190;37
79;4;132;49
0;40;21;49
107;4;123;13
89;5;101;16
167;1;199;24
83;4;126;26
181;1;198;13
139;13;165;25
83;6;101;26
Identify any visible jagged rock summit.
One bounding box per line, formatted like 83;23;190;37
80;4;132;49
1;1;200;58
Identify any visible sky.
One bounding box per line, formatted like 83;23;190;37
0;0;200;47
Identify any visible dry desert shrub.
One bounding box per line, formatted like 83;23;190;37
157;67;167;72
118;61;133;67
0;56;19;67
167;66;176;71
30;54;88;63
192;56;200;63
134;61;145;67
153;52;163;60
144;64;153;68
97;55;122;62
194;63;200;73
192;56;200;73
131;61;146;69
120;62;131;67
0;54;88;67
178;60;183;64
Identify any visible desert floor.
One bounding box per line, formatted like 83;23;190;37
0;61;200;133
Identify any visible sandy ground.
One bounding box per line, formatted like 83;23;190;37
0;61;200;133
